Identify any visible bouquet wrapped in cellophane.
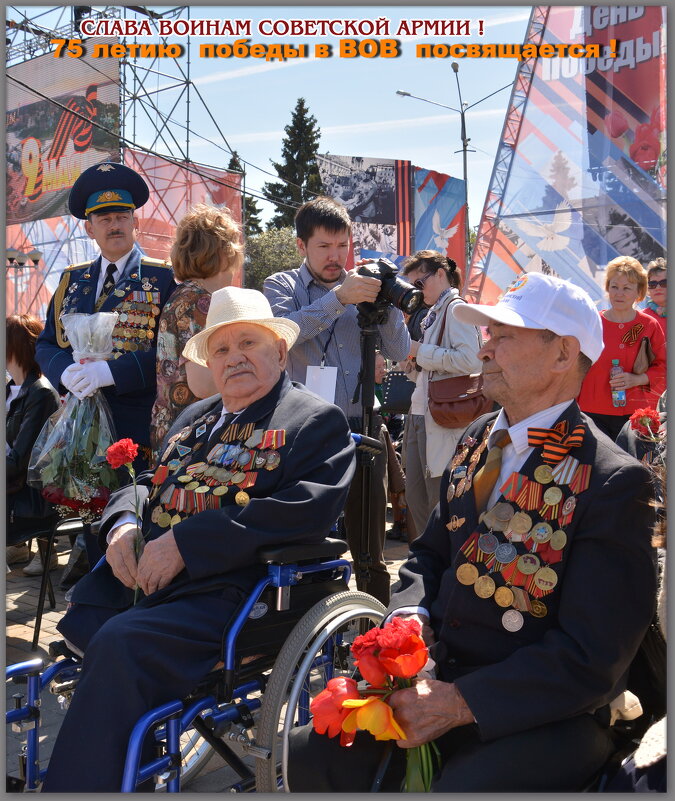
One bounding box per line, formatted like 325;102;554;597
28;312;120;522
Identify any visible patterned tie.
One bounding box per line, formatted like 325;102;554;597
96;262;117;308
472;429;511;514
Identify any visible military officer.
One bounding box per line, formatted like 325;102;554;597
36;161;177;468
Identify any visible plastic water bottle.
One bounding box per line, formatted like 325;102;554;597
610;359;626;407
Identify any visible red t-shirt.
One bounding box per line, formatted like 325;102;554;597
577;309;667;416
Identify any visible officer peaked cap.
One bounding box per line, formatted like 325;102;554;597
68;161;149;219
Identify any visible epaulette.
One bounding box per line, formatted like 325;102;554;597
64;260;92;271
141;256;172;269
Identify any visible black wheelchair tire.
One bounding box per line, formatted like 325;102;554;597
253;590;386;792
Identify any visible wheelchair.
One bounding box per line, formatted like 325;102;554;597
6;435;388;793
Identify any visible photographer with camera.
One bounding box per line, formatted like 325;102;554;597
263;196;413;605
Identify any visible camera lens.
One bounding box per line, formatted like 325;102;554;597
380;274;424;314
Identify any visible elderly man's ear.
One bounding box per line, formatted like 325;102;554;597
276;336;289;369
551;335;582;374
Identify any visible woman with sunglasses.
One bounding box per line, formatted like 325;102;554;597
643;257;667;337
400;250;483;538
578;255;667;440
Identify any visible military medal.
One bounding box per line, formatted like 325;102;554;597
530;599;548;618
456;563;478;585
170;514;182;527
213;486;228;496
177;475;191;483
196;424;207;438
543;486;563;506
494;542;517;566
151;505;163;524
533;566;558;592
235;490;250;506
157;512;172;528
533;464;553;484
502;609;524;632
474;574;496;599
550;529;567;550
446;482;455;502
561;496;577;516
494;586;514;608
265;451;281;470
517;553;540;575
530;521;553;544
446;515;466;532
477;532;498;554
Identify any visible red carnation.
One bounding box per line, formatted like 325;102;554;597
629;408;661;439
106;438;139;469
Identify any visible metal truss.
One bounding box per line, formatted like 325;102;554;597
464;6;551;302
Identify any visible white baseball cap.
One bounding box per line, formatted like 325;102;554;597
453;273;604;363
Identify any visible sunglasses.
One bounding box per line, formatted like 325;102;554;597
413;272;434;290
648;279;667;289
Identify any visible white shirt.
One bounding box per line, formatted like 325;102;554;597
96;249;134;297
391;399;576;622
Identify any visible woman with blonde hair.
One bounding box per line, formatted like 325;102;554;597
578;255;666;440
150;204;243;457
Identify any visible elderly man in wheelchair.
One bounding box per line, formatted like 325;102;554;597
19;286;385;792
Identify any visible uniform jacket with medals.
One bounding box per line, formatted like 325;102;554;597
391;401;656;742
35;245;177;450
68;373;355;611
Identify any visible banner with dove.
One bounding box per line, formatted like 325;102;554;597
317;154;467;268
466;6;666;306
413;167;467;271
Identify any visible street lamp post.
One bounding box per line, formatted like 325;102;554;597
396;66;512;270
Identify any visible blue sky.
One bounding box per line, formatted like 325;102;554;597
9;5;532;228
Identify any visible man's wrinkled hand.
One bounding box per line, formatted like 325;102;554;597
396;613;435;649
136;531;185;596
389;680;474;748
106;524;141;589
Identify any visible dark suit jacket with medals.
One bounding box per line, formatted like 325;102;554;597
67;373;355;613
391;401;657;742
35;245;177;451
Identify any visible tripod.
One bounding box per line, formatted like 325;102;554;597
350;303;387;596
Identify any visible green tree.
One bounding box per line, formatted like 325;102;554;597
263;97;323;229
227;152;263;237
243;227;299;291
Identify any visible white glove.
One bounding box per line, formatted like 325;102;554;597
62;361;115;399
61;363;83;393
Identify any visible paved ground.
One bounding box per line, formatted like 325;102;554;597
5;527;411;790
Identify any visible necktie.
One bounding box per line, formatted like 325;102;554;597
99;262;117;300
472;430;511;514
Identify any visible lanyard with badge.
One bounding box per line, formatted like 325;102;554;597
305;323;338;403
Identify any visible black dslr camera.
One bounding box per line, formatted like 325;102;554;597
356;258;423;322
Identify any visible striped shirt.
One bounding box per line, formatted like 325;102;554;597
263;262;411;418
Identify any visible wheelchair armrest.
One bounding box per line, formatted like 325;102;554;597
257;537;348;565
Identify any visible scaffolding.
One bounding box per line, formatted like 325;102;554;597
464;6;550;301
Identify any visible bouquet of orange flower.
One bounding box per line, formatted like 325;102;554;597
106;438;143;603
310;617;440;792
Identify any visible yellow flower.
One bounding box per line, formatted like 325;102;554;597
341;696;407;741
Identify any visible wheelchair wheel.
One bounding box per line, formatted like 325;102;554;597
254;590;386;792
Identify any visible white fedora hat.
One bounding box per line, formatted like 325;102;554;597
183;286;300;366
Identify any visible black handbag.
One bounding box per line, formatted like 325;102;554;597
380;371;415;415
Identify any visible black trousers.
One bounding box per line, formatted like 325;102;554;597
41;587;244;792
287;712;616;792
343;422;390;606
